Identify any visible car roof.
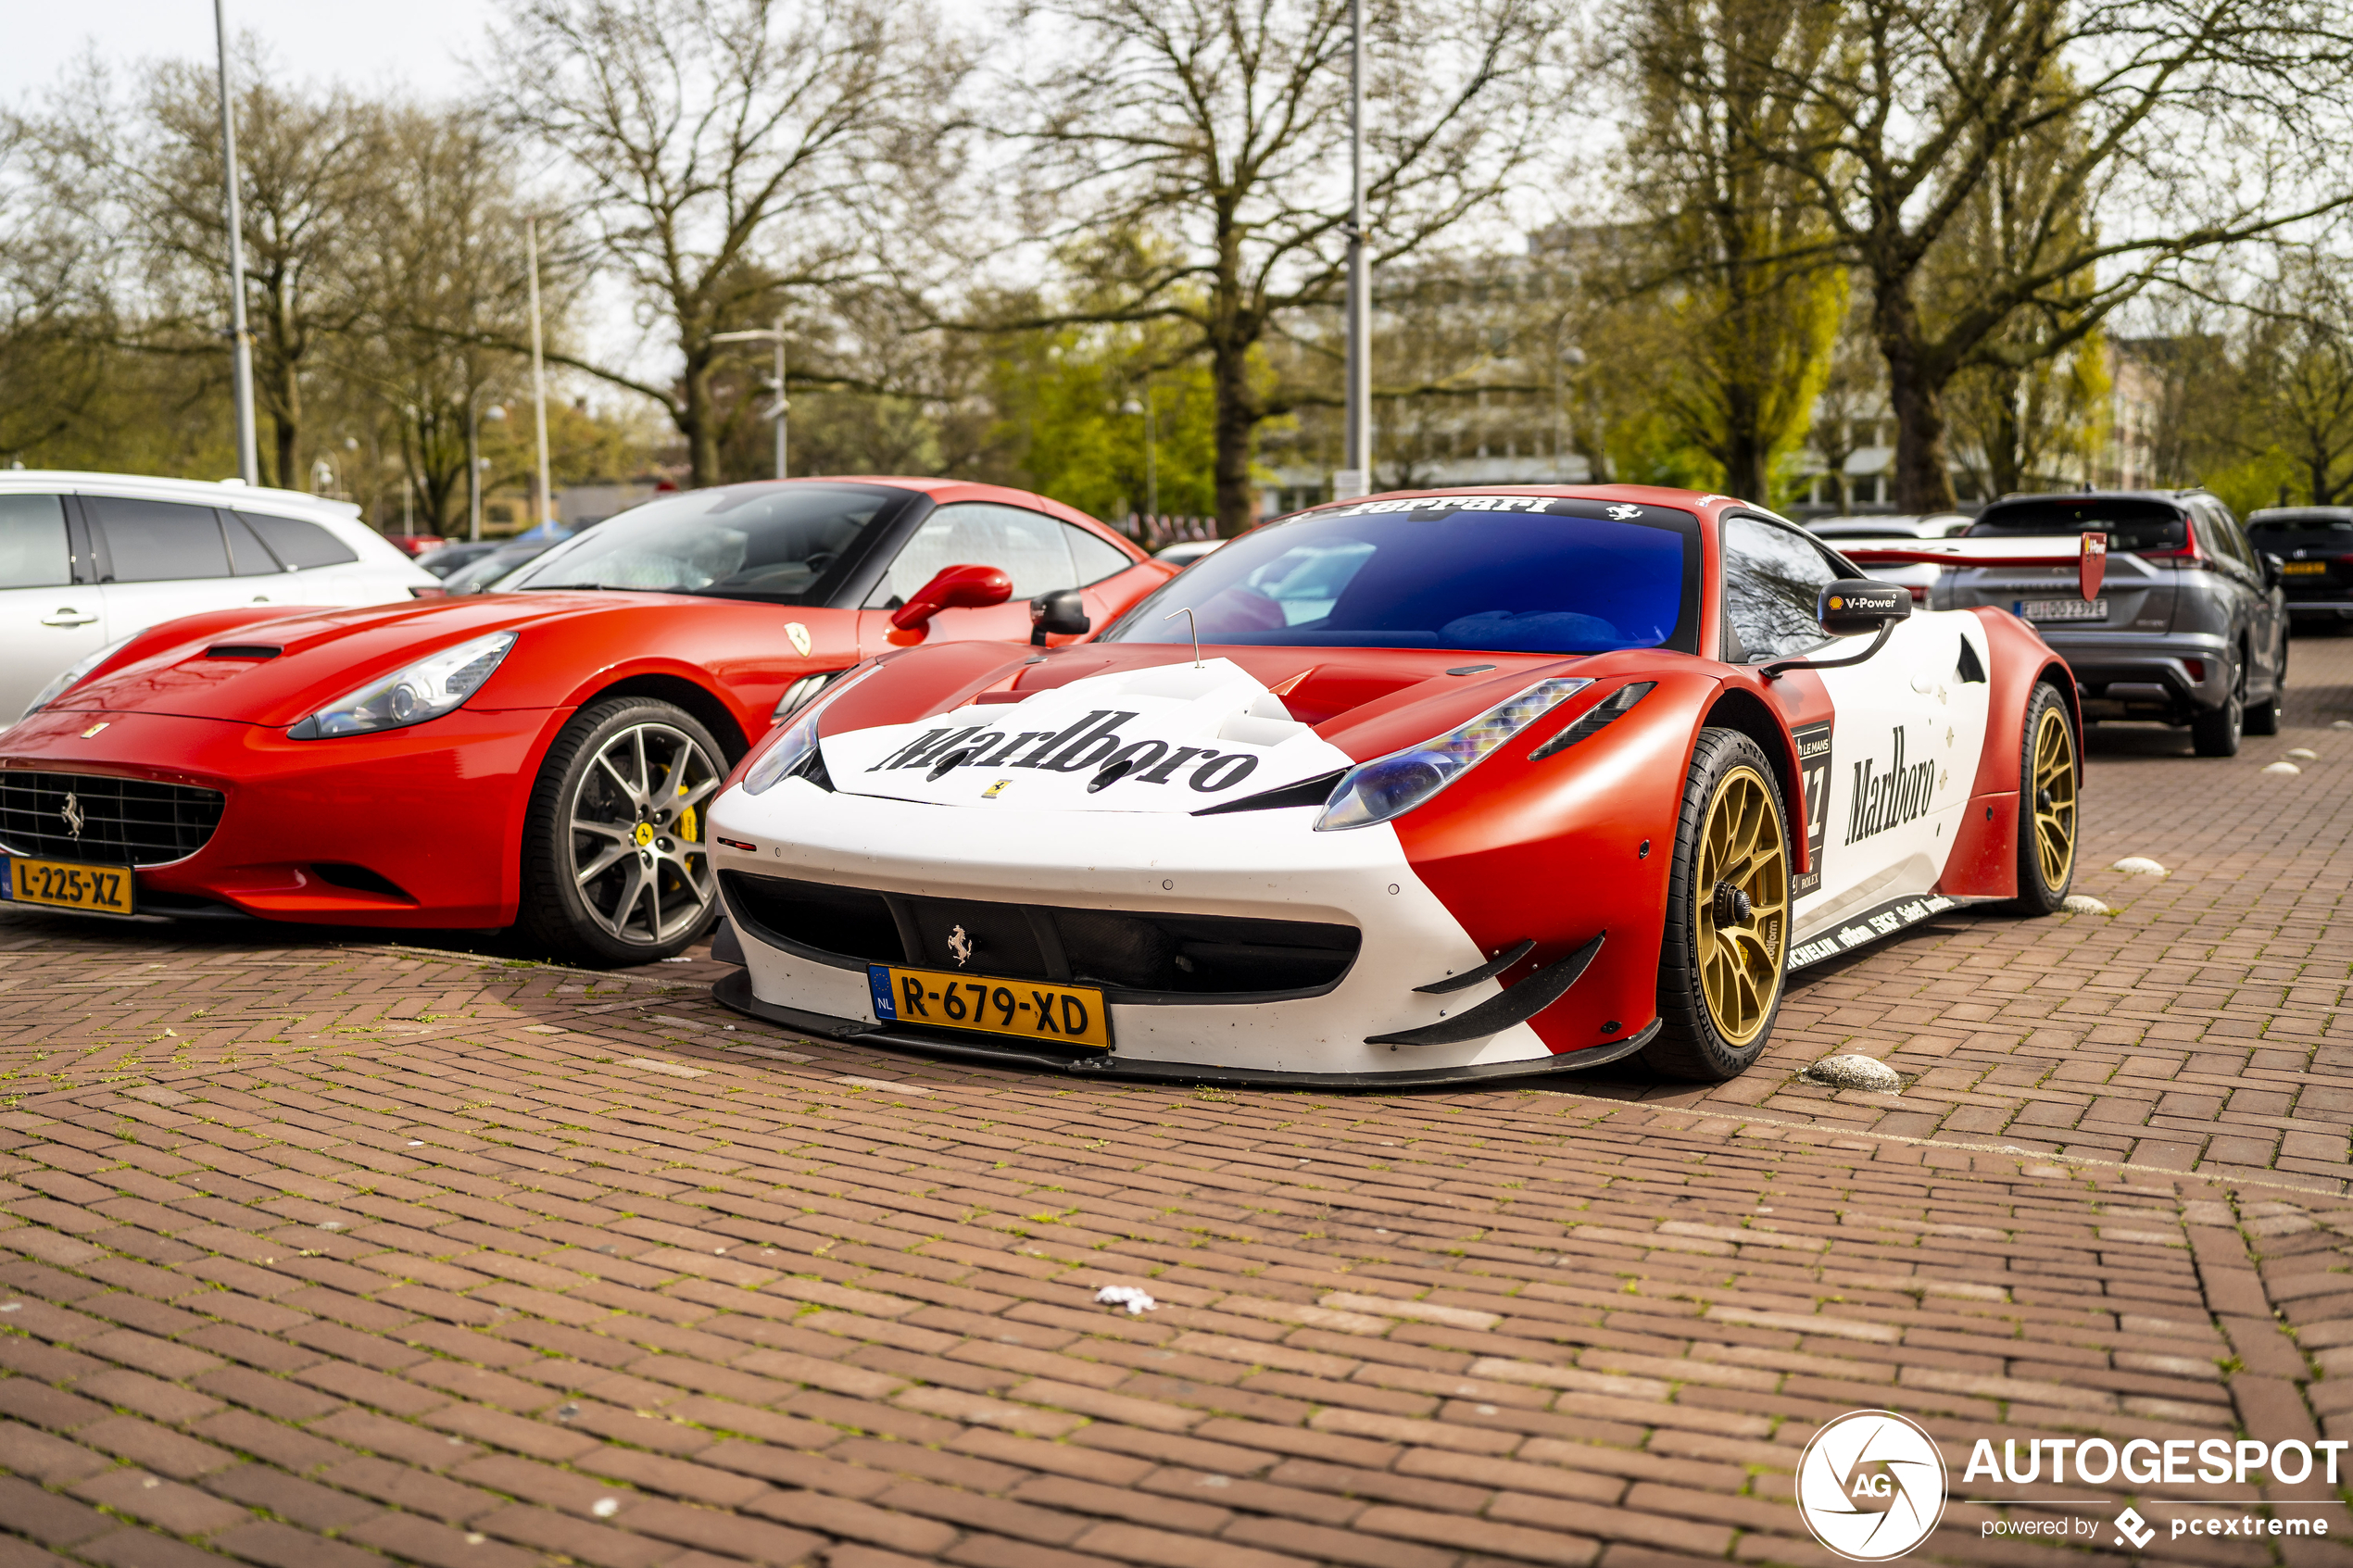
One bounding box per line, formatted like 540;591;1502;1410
2248;507;2353;521
0;469;365;521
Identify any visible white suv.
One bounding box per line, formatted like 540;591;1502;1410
0;472;439;722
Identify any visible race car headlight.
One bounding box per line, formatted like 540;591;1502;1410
1315;676;1590;832
737;658;887;795
19;633;135;721
742;708;821;795
287;631;517;739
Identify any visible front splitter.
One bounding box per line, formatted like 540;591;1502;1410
711;969;1658;1089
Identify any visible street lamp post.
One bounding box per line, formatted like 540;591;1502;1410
1121;392;1158;518
711;317;788;479
467;394;506;542
1337;0;1371;502
214;0;258;486
525;219;555;530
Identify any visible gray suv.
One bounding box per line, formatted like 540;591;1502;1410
1940;490;2287;756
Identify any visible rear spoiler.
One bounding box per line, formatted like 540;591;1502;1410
1839;532;2106;601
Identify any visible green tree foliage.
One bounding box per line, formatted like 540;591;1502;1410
988;328;1217;521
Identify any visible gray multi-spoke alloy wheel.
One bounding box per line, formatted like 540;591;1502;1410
521;696;727;965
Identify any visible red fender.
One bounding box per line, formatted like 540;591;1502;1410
1938;608;2080;898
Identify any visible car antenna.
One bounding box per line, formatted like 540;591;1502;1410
1164;608;1202;669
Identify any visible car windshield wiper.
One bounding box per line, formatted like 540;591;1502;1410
513;582;672;592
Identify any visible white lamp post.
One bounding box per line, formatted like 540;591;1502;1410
214;0;258;486
711;317;789;479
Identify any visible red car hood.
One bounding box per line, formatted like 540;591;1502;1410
41;593;680;729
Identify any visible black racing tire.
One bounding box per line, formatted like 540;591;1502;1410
2245;632;2284;736
2012;682;2079;916
2190;655;2244;757
1642;727;1791;1084
519;696;726;967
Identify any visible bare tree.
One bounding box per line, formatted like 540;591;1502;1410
1615;0;1846;504
27;56;384;489
1669;0;2353;510
492;0;962;487
1005;0;1563;533
2239;255;2353;507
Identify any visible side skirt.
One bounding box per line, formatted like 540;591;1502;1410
1789;891;1999;972
711;970;1659;1089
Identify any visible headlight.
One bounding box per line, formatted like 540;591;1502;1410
19;634;135;721
743;709;821;795
1315;676;1589;832
738;659;887;795
287;632;517;739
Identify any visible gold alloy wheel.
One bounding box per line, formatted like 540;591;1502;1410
2031;704;2078;890
1695;764;1789;1047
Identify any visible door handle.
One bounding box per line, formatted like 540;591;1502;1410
41;608;98;627
250;596;271;604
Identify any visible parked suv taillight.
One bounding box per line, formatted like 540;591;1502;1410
2136;533;2206;568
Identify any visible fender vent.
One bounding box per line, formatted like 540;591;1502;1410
1957;638;1988;684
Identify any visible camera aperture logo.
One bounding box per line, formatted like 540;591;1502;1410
1797;1411;1949;1561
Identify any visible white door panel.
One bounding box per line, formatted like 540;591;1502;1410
1798;610;1991;929
0;494;103;723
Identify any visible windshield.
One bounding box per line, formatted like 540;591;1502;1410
2248;512;2353;548
1969;497;2186;554
1101;497;1700;654
504;483;910;603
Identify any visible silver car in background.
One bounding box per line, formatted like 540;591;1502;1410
1803;513;1973;608
1942;490;2287;756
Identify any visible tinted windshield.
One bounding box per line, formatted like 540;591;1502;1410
1969;497;2186;553
1102;498;1700;654
506;483;910;603
2248;512;2353;547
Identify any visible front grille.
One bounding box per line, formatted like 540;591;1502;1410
722;872;1360;1001
0;771;225;866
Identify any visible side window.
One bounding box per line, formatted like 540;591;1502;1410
84;496;231;583
1723;516;1841;661
870;502;1078;605
236;510;358;570
220;511;281;577
1064;522;1136;586
0;495;71;589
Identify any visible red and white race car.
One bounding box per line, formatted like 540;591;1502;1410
705;487;2090;1085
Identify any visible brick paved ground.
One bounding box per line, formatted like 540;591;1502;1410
0;632;2349;1567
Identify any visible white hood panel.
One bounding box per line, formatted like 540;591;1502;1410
824;658;1356;814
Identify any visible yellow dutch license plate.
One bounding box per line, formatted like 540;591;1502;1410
6;856;134;916
2282;561;2328;575
868;964;1112;1049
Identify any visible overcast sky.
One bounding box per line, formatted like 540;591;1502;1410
4;2;493;107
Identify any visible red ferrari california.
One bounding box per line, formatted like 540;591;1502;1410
0;479;1173;963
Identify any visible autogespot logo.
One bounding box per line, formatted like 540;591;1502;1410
1796;1411;1949;1562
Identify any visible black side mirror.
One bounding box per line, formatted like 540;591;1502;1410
2261;551;2284;589
1818;579;1912;636
1030;588;1091;646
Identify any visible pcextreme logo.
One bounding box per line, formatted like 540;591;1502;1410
1796;1411;1948;1561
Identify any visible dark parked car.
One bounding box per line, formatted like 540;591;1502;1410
1943;490;2286;756
413;540;506;580
2246;507;2353;626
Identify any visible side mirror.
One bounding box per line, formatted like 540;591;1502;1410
2261;551;2284;589
1029;588;1091;646
1818;579;1911;637
889;563;1013;633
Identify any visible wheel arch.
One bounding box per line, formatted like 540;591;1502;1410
577;674;752;765
1698;685;1810;874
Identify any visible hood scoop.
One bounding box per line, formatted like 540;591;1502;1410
205;645;283;659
